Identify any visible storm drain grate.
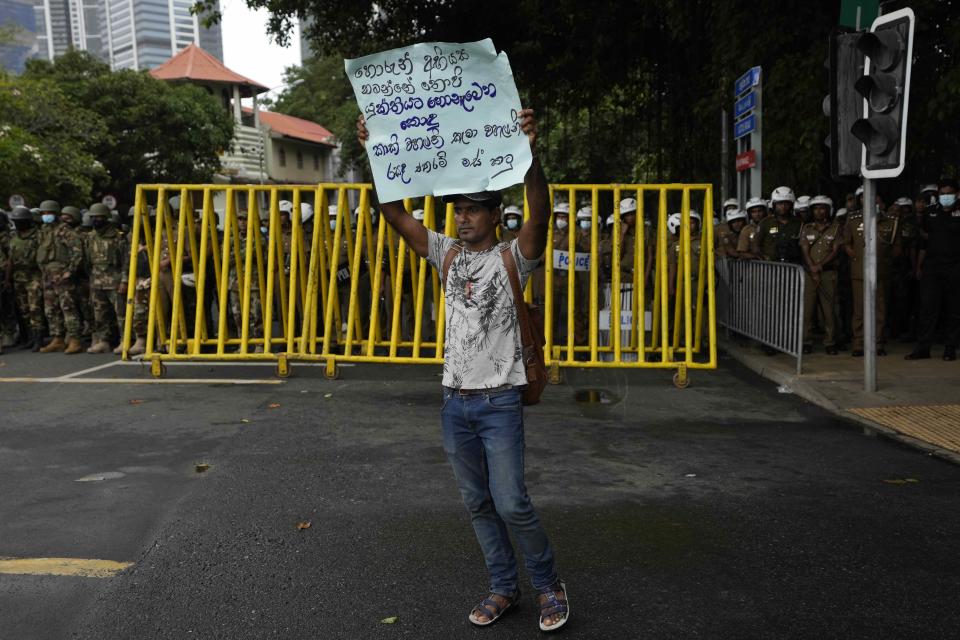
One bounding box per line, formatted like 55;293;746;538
849;404;960;454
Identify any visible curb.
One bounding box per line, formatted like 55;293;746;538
719;337;960;466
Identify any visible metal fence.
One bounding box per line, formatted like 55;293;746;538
123;183;717;386
715;257;805;374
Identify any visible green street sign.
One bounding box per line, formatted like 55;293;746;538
839;0;879;30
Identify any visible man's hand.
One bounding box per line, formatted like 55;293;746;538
357;115;369;149
518;108;537;151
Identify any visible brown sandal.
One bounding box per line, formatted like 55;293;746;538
468;590;520;626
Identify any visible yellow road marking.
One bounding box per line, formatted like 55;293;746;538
0;557;133;578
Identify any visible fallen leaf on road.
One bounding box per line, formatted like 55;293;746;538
269;402;281;409
296;521;311;530
380;616;399;624
129;399;144;405
241;418;250;423
324;393;333;398
195;463;211;473
684;473;697;478
883;478;919;485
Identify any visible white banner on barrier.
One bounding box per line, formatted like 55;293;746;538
599;309;653;330
346;39;532;202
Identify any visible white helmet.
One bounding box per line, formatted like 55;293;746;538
553;201;570;215
894;197;913;207
576;206;592;221
689;210;702;223
605;214;615;227
278;199;294;214
920;184;939;194
722;197;738;211
855;185;864;196
354;205;372;218
795;195;811;210
745;197;767;211
300;202;314;222
725;209;747;223
412;208;425;221
809;195;833;215
620;197;638;214
771;186;796;204
667;213;682;236
328;204;339;217
503;205;522;218
835;207;848;218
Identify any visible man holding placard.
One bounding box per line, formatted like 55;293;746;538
350;39;569;632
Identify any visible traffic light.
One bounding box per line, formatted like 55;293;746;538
825;32;865;180
851;8;915;179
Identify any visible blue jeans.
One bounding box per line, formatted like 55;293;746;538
441;387;558;596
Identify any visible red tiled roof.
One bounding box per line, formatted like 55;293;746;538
149;44;268;96
244;107;337;147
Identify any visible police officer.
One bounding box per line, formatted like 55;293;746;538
8;207;45;351
795;195;812;224
228;210;265;351
83;204;128;353
501;205;523;242
906;179;960;361
799;196;841;354
36;200;85;354
715;208;746;259
752;187;803;263
888;198;920;341
736;197;767;260
843;197;898;357
551;201;585;348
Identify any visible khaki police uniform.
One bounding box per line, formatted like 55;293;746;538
843;212;897;351
800;220;842;348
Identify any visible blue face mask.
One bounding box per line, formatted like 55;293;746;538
579;220;591;230
42;214;56;224
260;226;268;235
329;219;337;231
939;193;957;209
505;218;520;230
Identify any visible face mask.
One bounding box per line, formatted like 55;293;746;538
42;214;56;224
555;219;568;230
939;194;956;209
260;226;268;235
329;219;337;231
505;218;520;230
578;220;591;230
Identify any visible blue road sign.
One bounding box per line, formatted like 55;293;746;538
734;91;756;119
734;114;756;140
734;66;761;96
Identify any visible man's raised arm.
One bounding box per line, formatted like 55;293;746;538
356;115;429;258
516;108;549;261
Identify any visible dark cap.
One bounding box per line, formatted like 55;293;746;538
441;191;503;208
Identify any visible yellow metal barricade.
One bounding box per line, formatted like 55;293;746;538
124;183;715;385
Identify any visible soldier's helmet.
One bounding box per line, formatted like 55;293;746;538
10;206;33;221
88;203;111;218
61;206;82;223
39;200;61;213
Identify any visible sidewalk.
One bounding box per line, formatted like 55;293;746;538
721;334;960;464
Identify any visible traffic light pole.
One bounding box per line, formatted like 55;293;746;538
862;177;877;392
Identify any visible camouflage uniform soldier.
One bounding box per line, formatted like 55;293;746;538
799;196;842;355
62;206;95;340
84;204;128;353
228;211;264;351
0;217;7;353
0;210;18;347
8;207;45;351
36;200;85;354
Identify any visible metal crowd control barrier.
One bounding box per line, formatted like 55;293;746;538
123;183;716;386
715;257;805;374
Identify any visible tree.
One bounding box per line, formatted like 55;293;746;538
0;73;108;206
198;0;960;198
24;51;235;204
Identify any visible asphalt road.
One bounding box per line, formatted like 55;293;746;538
0;351;958;640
